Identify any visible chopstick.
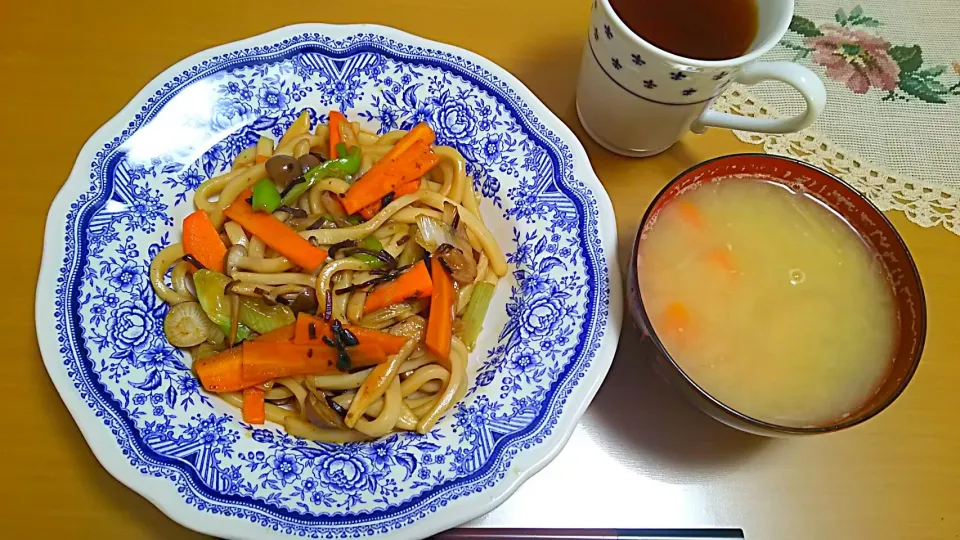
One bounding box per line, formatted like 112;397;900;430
435;529;745;539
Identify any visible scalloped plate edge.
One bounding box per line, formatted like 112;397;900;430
35;23;622;540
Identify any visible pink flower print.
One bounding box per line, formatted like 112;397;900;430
805;25;900;93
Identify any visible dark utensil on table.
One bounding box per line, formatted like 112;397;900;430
438;528;744;539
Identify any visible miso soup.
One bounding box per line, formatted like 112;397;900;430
638;178;899;428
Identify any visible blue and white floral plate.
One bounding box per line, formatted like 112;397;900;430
36;24;621;539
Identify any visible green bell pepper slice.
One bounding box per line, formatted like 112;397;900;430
252;178;281;213
280;143;361;206
352;236;385;268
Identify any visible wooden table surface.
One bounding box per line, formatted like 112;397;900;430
4;1;959;538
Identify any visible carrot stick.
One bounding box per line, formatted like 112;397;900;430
242;387;265;424
379;122;436;164
193;338;387;393
341;123;439;214
182;210;227;273
194;347;250;393
395;178;422;196
241;341;387;382
328;111;346;159
224;192;328;271
363;260;434;314
425;257;455;361
294;312;324;344
293;313;407;354
254;323;295;343
358;178;421;220
342;141;438;215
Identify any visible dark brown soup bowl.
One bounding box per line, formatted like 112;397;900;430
628;154;926;437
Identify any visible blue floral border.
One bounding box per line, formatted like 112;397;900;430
52;31;610;536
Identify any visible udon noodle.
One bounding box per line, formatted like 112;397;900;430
149;109;504;442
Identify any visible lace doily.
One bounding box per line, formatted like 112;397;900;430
712;86;960;235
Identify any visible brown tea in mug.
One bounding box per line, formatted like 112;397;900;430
609;0;759;61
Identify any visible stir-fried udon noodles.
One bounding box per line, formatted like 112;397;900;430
148;108;505;443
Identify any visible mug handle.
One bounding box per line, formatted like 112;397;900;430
692;61;826;134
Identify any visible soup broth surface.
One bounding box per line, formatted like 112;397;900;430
638;178;898;427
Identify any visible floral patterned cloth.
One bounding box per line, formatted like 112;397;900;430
711;1;960;234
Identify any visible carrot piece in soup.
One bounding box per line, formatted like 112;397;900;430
661;301;692;344
706;249;738;273
677;201;706;230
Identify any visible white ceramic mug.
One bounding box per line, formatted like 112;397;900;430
576;0;826;157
